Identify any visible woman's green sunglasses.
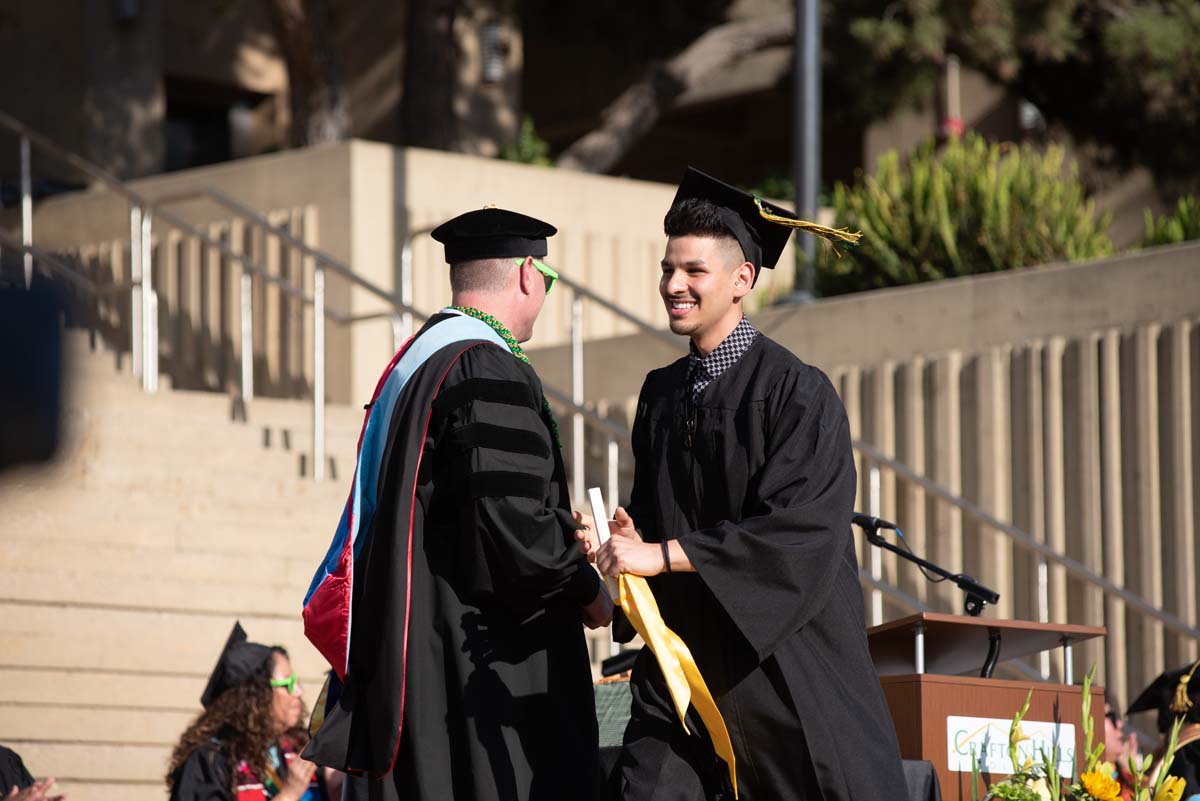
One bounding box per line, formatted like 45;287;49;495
270;673;298;693
516;258;558;294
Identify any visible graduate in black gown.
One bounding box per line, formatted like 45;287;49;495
168;623;325;801
302;208;613;801
1127;659;1200;799
593;169;907;800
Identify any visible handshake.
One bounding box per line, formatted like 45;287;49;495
571;504;682;630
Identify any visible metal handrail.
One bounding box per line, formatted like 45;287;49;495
556;276;679;349
154;187;427;324
853;438;1200;643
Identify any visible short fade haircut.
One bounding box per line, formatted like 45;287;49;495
663;199;749;270
449;258;516;293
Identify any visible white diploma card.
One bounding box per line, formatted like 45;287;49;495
587;486;618;597
587;487;610;545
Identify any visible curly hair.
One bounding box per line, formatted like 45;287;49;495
167;646;308;795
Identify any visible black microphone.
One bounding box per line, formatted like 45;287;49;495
851;512;898;531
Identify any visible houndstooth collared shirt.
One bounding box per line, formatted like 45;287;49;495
686;315;759;402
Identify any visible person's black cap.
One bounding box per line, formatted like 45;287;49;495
668;167;862;285
200;622;273;708
430;207;557;265
670;168;796;276
1126;659;1200;731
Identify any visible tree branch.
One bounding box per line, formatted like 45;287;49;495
556;12;794;173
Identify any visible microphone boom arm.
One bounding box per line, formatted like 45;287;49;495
856;521;1000;617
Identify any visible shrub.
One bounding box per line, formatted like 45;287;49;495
817;133;1114;296
1142;196;1200;247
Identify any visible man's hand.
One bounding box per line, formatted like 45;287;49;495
580;584;614;629
572;511;599;562
6;778;65;801
596;507;664;579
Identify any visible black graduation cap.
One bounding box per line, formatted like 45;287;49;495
430;207;557;264
1126;659;1200;731
200;622;273;708
669;167;862;283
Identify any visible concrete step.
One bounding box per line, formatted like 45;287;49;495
1;569;306;619
0;540;321;590
0;603;326;680
0;487;339;546
0;667;203;712
0;705;194;747
53;781;162;801
10;741;169;784
0;459;349;504
0;514;336;558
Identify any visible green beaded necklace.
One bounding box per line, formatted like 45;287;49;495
452;306;562;448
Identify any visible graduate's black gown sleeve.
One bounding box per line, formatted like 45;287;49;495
169;747;233;801
0;745;34;793
675;368;855;662
433;344;599;617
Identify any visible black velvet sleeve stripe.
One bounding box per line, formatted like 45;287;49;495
434;377;538;416
446;422;551;459
466;471;546;501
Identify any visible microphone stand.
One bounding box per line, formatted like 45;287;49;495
855;520;999;618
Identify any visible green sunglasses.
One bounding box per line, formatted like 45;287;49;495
270;673;298;694
515;258;558;294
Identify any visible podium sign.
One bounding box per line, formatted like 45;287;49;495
869;613;1106;801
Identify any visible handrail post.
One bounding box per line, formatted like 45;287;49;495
571;293;585;502
390;313;403;355
241;271;254;401
141;209;157;393
399;240;414;340
20;135;32;289
607;436;621;657
313;266;326;481
130;205;143;379
867;457;883;626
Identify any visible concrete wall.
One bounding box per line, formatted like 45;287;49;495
27;141;795;404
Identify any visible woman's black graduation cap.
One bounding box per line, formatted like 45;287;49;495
430;207;557;264
669;167;862;284
1126;658;1200;731
200;622;273;708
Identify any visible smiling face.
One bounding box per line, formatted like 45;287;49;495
269;651;304;733
659;235;754;354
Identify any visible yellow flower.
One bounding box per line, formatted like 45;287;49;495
1012;724;1031;744
1080;770;1122;801
1029;776;1052;801
1153;775;1185;801
1097;761;1117;777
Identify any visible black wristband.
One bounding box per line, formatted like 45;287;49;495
661;540;672;573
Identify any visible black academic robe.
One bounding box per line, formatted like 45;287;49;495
615;334;906;801
169;747;233;801
0;745;34;794
1164;732;1200;800
306;314;601;801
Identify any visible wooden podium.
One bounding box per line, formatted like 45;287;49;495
868;613;1106;801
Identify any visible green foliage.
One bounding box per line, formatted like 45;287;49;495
500;115;552;167
817;132;1113;296
837;1;1200;194
986;781;1042;801
1142;196;1200;247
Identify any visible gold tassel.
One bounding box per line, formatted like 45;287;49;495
754;197;863;246
1171;659;1200;714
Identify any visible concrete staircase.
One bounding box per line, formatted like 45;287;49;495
0;333;360;801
